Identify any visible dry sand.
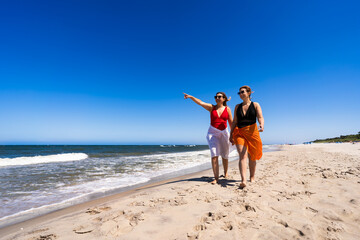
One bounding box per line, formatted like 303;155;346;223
1;143;359;240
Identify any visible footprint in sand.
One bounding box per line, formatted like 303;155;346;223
100;219;132;236
326;221;345;235
34;234;57;240
149;196;188;207
277;220;289;228
127;212;145;226
344;168;359;176
98;210;145;237
321;171;336;179
299;224;315;238
73;225;94;234
277;221;315;238
350;198;359;205
187;232;199;240
221;221;234;231
195;191;220;203
192;211;229;234
304;190;316;196
325;222;344;240
194;224;207;231
86;206;111;215
221;200;234;207
234;188;248;197
296;180;308;185
28;228;50;235
129;201;145;206
149;197;167;207
169;197;188;206
86;208;101;215
316;167;338;179
243;203;256;212
210;211;228;221
185;187;198;193
201;212;227;224
277;191;308;200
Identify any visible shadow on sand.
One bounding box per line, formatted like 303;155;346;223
137;176;238;191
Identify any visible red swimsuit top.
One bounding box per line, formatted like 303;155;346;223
210;106;229;130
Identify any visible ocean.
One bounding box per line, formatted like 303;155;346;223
0;144;278;228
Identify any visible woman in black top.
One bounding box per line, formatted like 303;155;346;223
230;86;264;188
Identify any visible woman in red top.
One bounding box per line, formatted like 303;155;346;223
183;92;233;184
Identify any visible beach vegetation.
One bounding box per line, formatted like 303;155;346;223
312;132;360;143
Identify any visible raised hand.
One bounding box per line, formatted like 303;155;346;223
183;93;192;99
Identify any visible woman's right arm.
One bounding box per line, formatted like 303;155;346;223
183;93;212;111
229;104;239;144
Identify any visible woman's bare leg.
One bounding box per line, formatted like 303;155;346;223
236;144;248;188
222;158;228;178
249;155;257;182
210;156;219;184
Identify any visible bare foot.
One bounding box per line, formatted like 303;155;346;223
239;182;246;189
210;179;218;185
250;177;255;183
224;174;228;179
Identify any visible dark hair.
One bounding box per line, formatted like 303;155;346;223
216;92;229;106
239;85;252;100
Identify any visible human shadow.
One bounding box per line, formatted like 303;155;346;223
217;178;237;187
133;175;240;193
147;176;238;188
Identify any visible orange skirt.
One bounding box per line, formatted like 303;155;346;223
232;123;263;161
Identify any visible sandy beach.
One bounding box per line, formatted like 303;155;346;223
1;143;359;240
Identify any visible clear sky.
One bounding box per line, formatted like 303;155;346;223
1;0;359;145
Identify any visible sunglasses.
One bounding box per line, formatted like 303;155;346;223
214;96;223;99
237;90;246;95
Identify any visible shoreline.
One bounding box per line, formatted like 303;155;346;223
2;143;359;239
0;145;280;231
0;157;241;237
0;157;234;229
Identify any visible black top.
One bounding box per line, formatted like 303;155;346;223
236;102;257;128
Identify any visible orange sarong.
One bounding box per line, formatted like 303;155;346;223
232;123;263;160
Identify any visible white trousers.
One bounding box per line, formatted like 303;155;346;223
206;126;230;159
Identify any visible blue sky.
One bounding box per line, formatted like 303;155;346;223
1;0;359;144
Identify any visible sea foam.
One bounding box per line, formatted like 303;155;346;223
0;153;88;167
